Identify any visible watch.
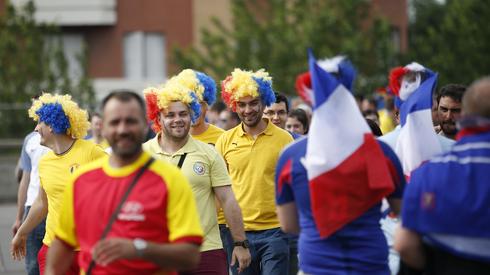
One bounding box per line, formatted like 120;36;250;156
233;239;250;249
133;238;147;257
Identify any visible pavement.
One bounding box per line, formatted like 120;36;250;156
0;203;25;275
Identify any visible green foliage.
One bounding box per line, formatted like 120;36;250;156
407;0;490;87
0;1;94;138
173;0;397;97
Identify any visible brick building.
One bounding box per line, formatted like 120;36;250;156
1;0;407;98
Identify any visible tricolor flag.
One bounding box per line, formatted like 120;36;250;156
304;51;395;238
392;65;441;177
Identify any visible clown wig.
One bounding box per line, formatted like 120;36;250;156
221;68;276;111
28;93;90;139
172;69;217;106
143;81;202;133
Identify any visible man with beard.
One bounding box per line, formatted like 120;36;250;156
143;82;250;275
216;68;293;275
44;91;203;274
437;84;467;140
11;93;106;274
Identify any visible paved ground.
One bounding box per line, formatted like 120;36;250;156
0;203;25;275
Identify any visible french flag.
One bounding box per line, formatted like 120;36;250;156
395;68;441;177
304;51;395;238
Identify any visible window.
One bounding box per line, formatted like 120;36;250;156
123;32;166;79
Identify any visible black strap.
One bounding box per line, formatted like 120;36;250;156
177;153;188;169
86;157;154;275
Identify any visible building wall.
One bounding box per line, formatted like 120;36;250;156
372;0;408;53
85;0;193;78
192;0;232;52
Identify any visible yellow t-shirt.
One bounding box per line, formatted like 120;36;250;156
191;124;225;146
215;119;293;231
88;137;110;150
379;109;396;134
39;139;106;246
55;152;203;274
191;123;228;224
143;135;230;252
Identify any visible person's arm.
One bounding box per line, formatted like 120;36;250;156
11;185;48;260
394;226;426;270
387;198;401;216
277;202;300;234
44;238;75;275
91;238;200;269
214;185;251;272
12;171;30;236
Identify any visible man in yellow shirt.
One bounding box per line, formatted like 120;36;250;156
216;68;294;275
45;91;203;274
11;93;106;274
143;79;251;274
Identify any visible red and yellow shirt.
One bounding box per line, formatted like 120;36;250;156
56;152;203;274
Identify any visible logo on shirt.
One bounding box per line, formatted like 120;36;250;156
69;163;80;174
118;201;145;221
421;192;436;210
193;162;206;175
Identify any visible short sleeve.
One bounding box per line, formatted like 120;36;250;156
275;150;295;205
210;153;231;187
55;175;78;248
166;169;204;244
90;144;108;160
19;135;32;172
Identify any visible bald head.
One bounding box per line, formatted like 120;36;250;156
463;77;490;118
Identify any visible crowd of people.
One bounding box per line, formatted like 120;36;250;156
9;56;490;275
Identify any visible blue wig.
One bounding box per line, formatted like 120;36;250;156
189;92;202;123
35;103;71;134
195;71;217;106
253;76;276;107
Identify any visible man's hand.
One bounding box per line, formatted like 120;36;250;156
11;219;22;236
92;238;137;266
11;232;27;261
230;246;251;273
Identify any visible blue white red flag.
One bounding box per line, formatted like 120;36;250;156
304;51;395;238
395;67;441;177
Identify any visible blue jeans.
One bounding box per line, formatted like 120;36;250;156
288;235;299;275
223;227;289;275
24;206;46;275
219;224;234;267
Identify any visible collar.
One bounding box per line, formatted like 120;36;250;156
237;118;275;137
150;133;197;156
456;126;490;140
102;151;151;178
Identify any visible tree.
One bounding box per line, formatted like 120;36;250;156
173;0;397;97
407;0;490;87
0;1;94;138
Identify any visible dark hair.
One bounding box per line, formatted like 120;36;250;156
366;118;383;137
437;84;467;104
101;90;146;118
275;92;289;113
90;112;102;120
289;108;309;134
210;101;227;113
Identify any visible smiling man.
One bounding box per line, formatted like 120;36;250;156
216;68;293;275
143;80;250;275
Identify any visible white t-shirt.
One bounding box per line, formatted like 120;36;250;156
20;132;50;206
